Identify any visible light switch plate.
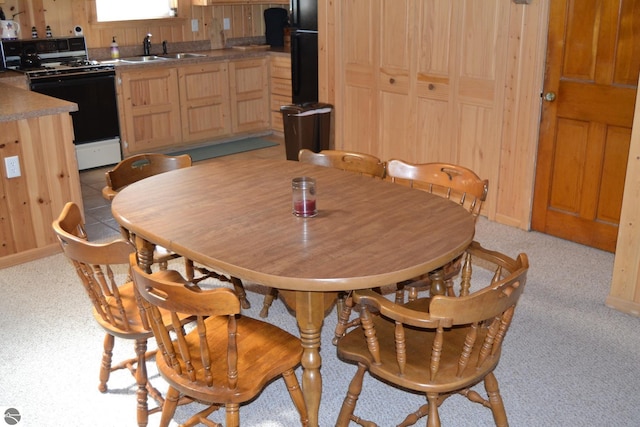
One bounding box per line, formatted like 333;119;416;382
191;19;199;32
223;18;231;30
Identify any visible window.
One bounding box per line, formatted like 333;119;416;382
96;0;177;22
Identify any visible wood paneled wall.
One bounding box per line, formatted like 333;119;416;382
0;112;83;268
608;74;640;316
3;1;286;49
320;0;549;230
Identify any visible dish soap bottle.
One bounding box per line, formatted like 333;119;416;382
110;36;120;59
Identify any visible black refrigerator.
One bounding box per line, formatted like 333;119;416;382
290;0;318;104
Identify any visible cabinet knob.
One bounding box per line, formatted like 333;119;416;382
389;78;395;84
544;92;556;102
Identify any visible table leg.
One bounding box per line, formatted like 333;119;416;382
295;291;325;427
429;267;446;296
134;235;155;274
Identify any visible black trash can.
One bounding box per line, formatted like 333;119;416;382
280;103;333;161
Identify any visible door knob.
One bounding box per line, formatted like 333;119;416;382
544;92;556;102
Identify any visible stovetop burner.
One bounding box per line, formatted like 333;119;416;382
59;58;100;67
17;65;54;72
24;63;116;79
1;36;110;77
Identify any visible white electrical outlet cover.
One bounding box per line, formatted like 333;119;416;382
224;18;231;30
5;156;21;178
191;19;199;32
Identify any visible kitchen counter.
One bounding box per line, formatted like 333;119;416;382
0;79;82;268
0;81;77;122
99;47;289;70
0;69;28;88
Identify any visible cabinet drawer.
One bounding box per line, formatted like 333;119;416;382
271;94;291;111
271;111;284;133
271;78;292;96
270;56;291;80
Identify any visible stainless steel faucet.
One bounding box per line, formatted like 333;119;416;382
143;34;152;56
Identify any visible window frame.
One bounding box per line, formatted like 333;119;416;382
95;0;177;23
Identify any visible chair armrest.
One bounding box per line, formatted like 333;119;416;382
102;186;117;201
354;289;449;328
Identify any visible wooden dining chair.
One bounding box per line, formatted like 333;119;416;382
333;160;489;344
52;201;193;427
335;241;529;427
386;159;489;303
259;148;387;319
129;254;309;427
101;153;194;201
102;152;251;309
298;148;387;178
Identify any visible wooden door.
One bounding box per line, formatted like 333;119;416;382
338;0;380;156
532;0;640;252
377;0;415;161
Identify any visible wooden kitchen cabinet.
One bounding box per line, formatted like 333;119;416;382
178;62;232;143
117;67;182;155
269;55;292;134
117;57;270;155
229;58;270;134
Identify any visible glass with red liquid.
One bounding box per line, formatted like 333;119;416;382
292;177;317;217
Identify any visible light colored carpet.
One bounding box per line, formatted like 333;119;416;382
1;217;639;426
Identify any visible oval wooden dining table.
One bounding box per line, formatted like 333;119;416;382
111;157;476;426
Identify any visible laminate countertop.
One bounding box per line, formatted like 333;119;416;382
0;81;77;123
0;46;287;123
98;46;289;70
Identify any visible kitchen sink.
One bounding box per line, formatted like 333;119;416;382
119;55;170;63
161;52;207;59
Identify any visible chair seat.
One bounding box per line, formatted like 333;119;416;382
338;313;501;393
157;314;303;404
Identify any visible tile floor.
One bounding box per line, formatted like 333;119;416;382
78;136;286;242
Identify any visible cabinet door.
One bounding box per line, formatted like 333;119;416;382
178;62;231;143
118;67;181;155
229;58;270;133
270;55;292;134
